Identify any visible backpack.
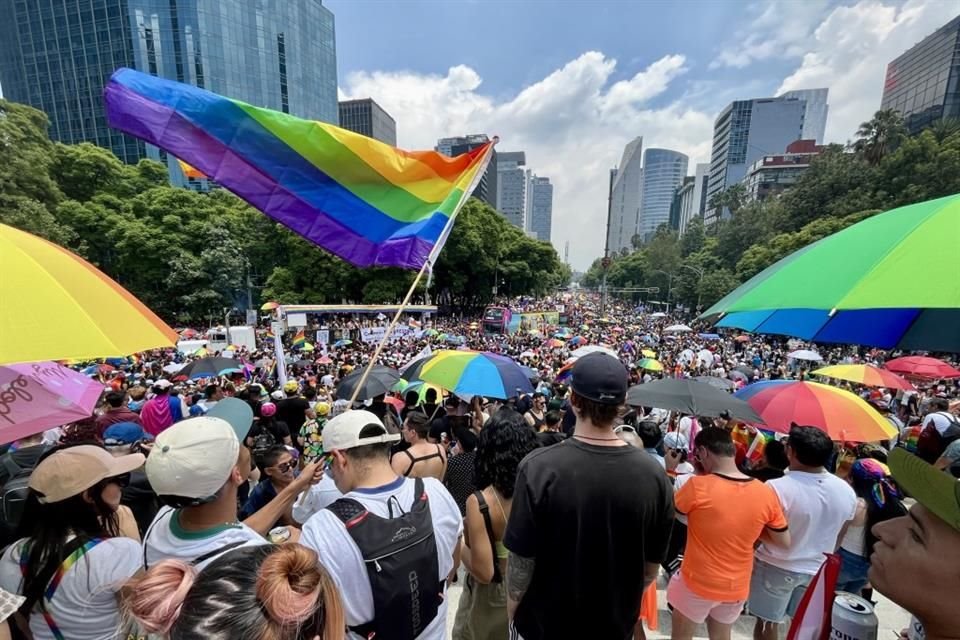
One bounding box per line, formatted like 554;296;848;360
327;478;442;640
1;455;33;533
250;427;276;457
916;413;960;463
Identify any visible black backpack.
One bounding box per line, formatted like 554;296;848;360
0;455;33;534
916;413;960;463
327;478;442;640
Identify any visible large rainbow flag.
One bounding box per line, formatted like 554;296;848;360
103;68;494;270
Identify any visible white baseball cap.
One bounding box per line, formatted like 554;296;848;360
145;416;239;504
323;410;400;451
154;379;173;389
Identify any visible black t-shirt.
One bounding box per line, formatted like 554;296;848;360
275;397;310;434
536;431;566;448
505;438;675;640
246;420;291;447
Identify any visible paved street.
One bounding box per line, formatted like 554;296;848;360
444;573;911;638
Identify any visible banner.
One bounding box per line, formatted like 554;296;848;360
359;325;416;343
316;329;330;345
287;313;307;328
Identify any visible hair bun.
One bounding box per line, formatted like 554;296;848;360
257;544;323;625
124;560;196;634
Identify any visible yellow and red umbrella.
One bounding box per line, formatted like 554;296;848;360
812;364;915;391
260;301;280;311
0;223;177;364
735;380;897;442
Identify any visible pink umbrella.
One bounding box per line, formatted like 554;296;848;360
0;362;105;444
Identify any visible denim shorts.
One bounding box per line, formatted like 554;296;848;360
835;547;871;595
747;559;813;623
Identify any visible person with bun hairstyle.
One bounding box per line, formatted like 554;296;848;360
0;445;145;640
246;401;293;450
124;543;345;640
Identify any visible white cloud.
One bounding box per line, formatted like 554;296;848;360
777;0;956;144
341;52;713;270
711;1;831;69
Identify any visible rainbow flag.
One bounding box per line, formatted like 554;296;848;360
177;159;206;179
292;329;306;350
104;68;494;270
408;318;422;329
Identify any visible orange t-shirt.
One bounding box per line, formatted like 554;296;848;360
675;473;787;601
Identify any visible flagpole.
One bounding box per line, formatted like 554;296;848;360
347;259;431;405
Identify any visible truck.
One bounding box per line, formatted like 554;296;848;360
175;326;257;355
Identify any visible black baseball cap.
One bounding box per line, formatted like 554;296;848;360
571;352;627;405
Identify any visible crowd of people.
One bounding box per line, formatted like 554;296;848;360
0;294;958;640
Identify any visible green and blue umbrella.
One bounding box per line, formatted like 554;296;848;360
700;194;960;351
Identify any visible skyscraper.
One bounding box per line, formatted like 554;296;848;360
526;173;553;242
496;151;527;229
436;134;498;207
0;0;338;184
606;137;643;253
881;15;960;135
678;163;709;235
780;88;830;143
704;95;810;225
338;98;397;145
638;148;688;241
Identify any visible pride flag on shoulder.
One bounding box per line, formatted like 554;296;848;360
104;68;494;270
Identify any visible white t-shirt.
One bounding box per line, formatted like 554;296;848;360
673;472;694;525
0;537;140;640
300;475;463;640
292;474;342;524
922;411;958;436
142;506;265;570
755;470;857;575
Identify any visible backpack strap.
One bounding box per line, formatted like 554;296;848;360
142;508;175;570
326;497;370;528
19;537;104;640
1;454;21;482
474;491;503;583
190;540;247;567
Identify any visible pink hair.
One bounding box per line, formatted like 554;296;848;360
123;559;196;633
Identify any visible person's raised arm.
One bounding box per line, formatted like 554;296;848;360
243;461;321;535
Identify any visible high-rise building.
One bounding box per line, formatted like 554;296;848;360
0;0;338;185
606;137;643;253
338;98;396;145
881;15;960;135
526;173;553;242
639;148;688;241
496;151;526;229
436;134;497;207
704;94;811;225
677;163;709;235
779;89;829;143
669;176;695;231
741;139;824;202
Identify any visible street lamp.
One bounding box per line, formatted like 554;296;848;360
679;264;705;311
650;269;675;313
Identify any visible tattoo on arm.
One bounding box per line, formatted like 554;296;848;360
506;552;536;603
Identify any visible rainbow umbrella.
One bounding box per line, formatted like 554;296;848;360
637;358;664;372
883;356;960;379
301;342;315;353
260;301;280;311
0;362;106;444
423;329;439;337
568;336;588;346
315;355;333;365
812;364;915;391
392;379;444;403
417;350;534;399
333;339;353;348
554;361;574;384
702;194;960;351
734;380;897;442
1;223;177;364
543;338;565;349
641;349;657;358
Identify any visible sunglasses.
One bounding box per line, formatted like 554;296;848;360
104;473;131;488
274;461;295;473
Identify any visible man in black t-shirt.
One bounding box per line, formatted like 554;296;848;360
274;381;314;440
505;352;675;640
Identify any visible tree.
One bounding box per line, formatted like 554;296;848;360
0;101;63;208
50;142;125;201
680;216;705;257
853;109;907;165
708;184;747;217
697;269;740;308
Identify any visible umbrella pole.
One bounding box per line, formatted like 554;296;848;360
348;260;431;405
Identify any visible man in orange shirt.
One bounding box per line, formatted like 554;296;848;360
668;428;790;640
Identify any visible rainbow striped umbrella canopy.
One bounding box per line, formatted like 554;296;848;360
735;380;897;442
812;364;915;391
104;69;493;270
417;350;534;399
637;358;664;372
702;194;960;351
0;224;177;364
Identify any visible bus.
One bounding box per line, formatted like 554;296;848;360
482;306;512;334
482;306;563;335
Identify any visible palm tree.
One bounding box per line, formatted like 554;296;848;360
853;109;907;165
925;117;960;142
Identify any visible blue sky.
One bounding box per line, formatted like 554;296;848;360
328;0;957;269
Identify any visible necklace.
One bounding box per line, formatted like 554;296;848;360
490;488;508;523
574;434;621;442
